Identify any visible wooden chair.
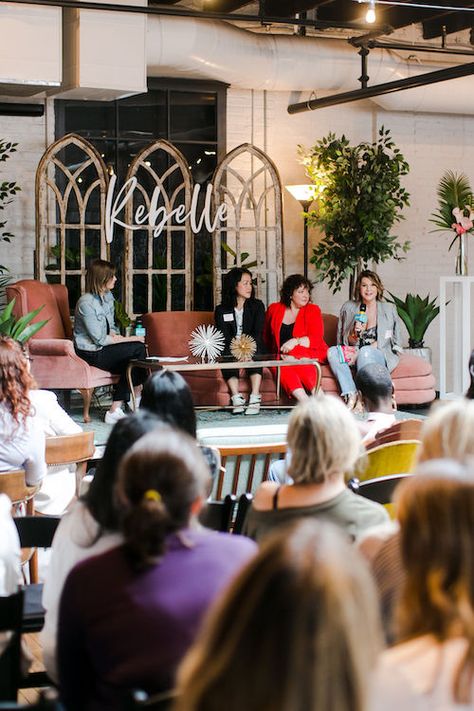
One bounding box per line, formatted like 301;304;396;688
45;431;95;496
366;418;424;450
349;473;412;505
0;590;24;702
215;442;287;499
0;690;62;709
0;470;41;583
198;495;236;532
356;440;420;482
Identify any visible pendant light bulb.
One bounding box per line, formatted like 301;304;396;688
366;1;376;23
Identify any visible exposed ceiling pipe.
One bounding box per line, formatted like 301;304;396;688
146;14;474;114
287;60;474;112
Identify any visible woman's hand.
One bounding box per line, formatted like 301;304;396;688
280;338;299;354
110;334;145;344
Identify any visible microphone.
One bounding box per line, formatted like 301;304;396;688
354;303;367;336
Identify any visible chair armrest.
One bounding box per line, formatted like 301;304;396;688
28;338;75;356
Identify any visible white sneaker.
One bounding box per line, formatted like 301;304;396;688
231;394;246;415
104;407;126;424
245;394;262;416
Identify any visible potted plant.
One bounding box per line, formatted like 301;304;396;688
0;298;48;343
386;291;440;362
299;127;410;295
430;170;474;276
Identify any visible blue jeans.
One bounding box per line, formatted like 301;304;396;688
327;345;386;396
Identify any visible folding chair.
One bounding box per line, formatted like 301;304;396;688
232;493;253;535
350;473;412;505
198;495;236;532
356;440;420;482
366;418;423;450
0;590;24;701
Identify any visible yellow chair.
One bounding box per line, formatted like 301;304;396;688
356;440;420;482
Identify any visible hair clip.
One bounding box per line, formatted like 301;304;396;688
143;489;161;503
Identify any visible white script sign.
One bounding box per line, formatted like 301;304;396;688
105;175;228;243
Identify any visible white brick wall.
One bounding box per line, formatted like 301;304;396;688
1;89;474;387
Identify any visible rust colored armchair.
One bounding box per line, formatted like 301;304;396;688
6;280;118;422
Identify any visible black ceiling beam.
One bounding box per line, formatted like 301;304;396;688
423;13;474;36
200;0;253;12
4;0;392;30
287;60;474;112
351;35;474;52
0;103;44;117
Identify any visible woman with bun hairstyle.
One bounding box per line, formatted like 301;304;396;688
214;267;265;415
264;274;328;402
57;426;256;710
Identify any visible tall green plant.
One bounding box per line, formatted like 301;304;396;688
0;299;48;343
299;127;410;294
430;170;474;250
0;140;21;301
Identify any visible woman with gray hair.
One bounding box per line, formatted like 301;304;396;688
244;393;389;543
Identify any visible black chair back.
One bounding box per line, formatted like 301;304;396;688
353;473;412;505
0;590;24;701
124;689;176;710
232;493;253;535
198;495;236;532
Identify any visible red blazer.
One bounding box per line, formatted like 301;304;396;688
264;301;328;362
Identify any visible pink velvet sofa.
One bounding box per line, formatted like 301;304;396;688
143;310;436;407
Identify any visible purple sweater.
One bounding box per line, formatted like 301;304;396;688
58;528;257;710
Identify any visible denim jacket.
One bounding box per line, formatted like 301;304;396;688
73;292;119;352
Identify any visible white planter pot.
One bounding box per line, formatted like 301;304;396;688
403;346;432;364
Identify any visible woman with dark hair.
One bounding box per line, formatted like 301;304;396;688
264;274;328;401
57;426;256;709
214;267;265;415
370;468;474;709
140;370;197;437
41;410;162;682
74;258;148;424
327;269;402;411
175;520;381;711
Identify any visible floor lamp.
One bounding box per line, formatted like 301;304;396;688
285;184;315;279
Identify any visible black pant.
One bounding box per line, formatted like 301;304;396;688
77;342;148;402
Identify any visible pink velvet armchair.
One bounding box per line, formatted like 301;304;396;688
6;280;118;422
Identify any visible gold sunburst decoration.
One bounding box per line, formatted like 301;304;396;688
230;334;257;362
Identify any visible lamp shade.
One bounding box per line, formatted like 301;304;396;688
285;184;316;205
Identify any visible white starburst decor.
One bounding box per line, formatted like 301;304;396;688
230;334;257;362
189;325;225;363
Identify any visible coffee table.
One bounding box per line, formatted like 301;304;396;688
127;355;322;410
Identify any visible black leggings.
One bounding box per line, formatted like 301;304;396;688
76;342;148;402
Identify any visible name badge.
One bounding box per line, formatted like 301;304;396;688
384;329;393;339
223;313;234;322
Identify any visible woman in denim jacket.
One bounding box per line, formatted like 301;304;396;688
74;259;147;424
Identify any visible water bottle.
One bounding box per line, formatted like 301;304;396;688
134;316;146;338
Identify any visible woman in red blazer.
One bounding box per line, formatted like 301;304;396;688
265;274;328;401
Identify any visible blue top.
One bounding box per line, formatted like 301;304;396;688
73;291;119;352
58;527;257;710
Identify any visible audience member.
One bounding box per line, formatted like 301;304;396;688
41;410;162;681
264;274;328;402
175;519;382;711
73;258;147;424
214;267;265;415
140;370;219;480
466;349;474;399
244;394;389;542
354;362;396;444
57;426;256;710
327;270;402;412
417;398;474;464
370;465;474;709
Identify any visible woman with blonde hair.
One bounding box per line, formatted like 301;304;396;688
416;398;474;464
370;467;474;709
244;393;389;542
175;519;382;711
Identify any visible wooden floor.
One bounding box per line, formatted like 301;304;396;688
18;633;45;705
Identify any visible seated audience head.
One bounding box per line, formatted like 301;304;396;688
140;370;197;438
84;410;162;534
0;335;35;425
116;425;211;571
85;258;116;295
466;349;474;399
175;519;381;711
395;463;474;703
221;267;255;308
417;399;474;464
287;393;362;484
279;274;313;307
355;362;394;413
